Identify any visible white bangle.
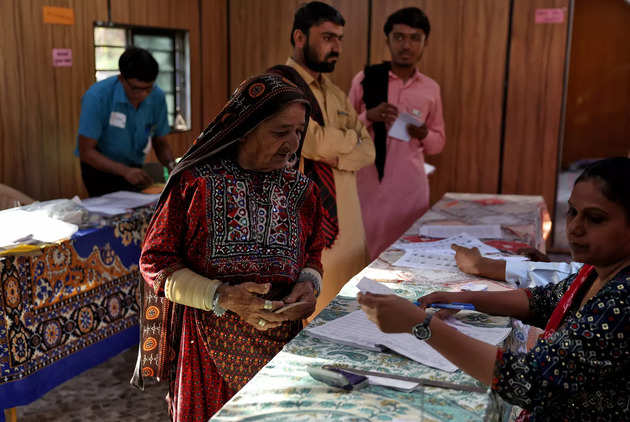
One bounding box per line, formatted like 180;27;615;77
298;268;322;298
212;291;226;317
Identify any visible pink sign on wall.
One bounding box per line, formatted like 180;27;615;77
535;8;565;24
52;48;72;67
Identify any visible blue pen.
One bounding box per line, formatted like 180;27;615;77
414;301;476;311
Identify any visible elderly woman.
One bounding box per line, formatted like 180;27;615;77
134;74;325;421
359;157;630;421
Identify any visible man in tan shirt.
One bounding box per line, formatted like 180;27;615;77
282;2;375;316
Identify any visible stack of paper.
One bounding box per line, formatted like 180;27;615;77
80;191;160;216
307;278;511;372
306;310;510;373
0;209;78;248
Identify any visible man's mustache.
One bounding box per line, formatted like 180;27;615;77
325;52;339;59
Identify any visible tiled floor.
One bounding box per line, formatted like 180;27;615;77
14;346;169;422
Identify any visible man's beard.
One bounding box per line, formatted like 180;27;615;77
303;41;338;73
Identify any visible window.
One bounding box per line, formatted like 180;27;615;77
93;24;191;131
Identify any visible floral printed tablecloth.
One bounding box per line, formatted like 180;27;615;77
0;208;151;412
212;194;546;421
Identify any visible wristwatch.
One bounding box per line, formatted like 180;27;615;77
411;313;433;341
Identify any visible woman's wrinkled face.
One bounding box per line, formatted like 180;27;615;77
566;180;630;267
237;102;306;172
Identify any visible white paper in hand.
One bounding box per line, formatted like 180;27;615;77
356;277;396;295
388;112;423;142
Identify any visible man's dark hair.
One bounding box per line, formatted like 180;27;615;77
119;47;159;82
290;1;345;46
384;7;431;39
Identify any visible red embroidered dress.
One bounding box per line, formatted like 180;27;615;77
140;159;324;421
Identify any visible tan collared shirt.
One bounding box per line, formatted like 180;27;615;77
286;58;374;171
287;58;375;316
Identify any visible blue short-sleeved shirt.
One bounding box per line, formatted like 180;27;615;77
75;75;170;166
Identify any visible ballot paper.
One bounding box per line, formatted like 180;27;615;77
356;277;396;295
388;112;423;142
419;224;503;239
424;162;436;175
80;191;160;216
366;374;418;392
306;310;511;372
393;233;501;270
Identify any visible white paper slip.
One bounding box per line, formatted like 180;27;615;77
419;224;503;239
367;375;418;392
424;162;436;175
356;277;396;295
388;112;423;142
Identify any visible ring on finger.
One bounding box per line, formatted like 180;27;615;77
263;300;273;311
257;318;266;327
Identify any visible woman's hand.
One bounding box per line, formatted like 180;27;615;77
279;281;317;320
451;244;484;275
451;244;507;281
416;291;464;320
357;292;425;333
217;282;287;331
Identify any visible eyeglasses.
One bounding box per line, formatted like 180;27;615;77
124;77;154;93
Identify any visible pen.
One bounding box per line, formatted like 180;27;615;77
414;301;476;311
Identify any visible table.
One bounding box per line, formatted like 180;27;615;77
0;208;151;415
211;193;548;421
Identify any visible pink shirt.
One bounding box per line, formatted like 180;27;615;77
349;68;446;259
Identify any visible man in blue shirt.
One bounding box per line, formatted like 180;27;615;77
76;47;175;196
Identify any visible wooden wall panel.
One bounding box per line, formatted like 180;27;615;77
229;0;368;93
371;1;510;204
562;0;630;168
200;0;229;128
502;0;570;221
0;0;108;200
0;0;226;200
110;0;203;158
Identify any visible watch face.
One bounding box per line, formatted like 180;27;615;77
412;324;431;340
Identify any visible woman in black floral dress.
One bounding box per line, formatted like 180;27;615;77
358;157;630;421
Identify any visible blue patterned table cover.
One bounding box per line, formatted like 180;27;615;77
0;208;152;413
212;194;545;421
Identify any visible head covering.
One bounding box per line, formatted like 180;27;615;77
162;73;311;206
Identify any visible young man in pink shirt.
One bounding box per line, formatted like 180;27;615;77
349;7;446;260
